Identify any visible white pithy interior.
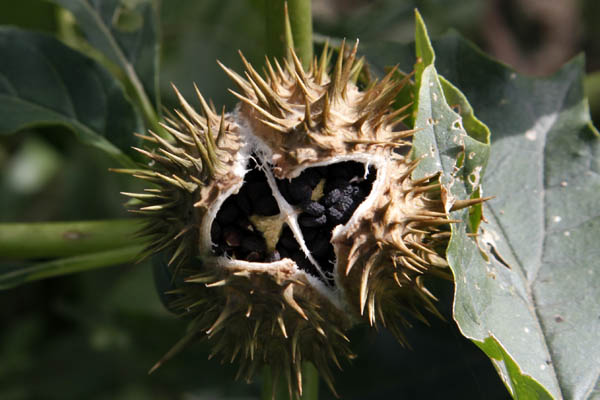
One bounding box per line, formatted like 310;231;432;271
198;113;389;304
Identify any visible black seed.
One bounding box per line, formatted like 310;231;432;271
216;198;239;225
297;169;322;187
327;206;344;224
290;250;302;259
223;227;242;247
276;179;292;202
236;218;254;231
329;163;353;179
241;235;266;253
314;166;328;176
336;194;355;213
325;178;349;192
342;184;360;198
324;188;342;206
246;251;262;262
289;183;312;204
309;234;331;259
279;226;297;250
213;160;377;274
254;196;279;215
302;227;319;241
276;245;290;259
266;251;281;262
235;188;253;215
355;187;366;200
299;214;327;227
351;161;367;175
247;182;270;201
302;201;325;216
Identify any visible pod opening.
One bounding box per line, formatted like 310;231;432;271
211;157;376;285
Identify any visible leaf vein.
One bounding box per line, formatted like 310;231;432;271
487;204;563;396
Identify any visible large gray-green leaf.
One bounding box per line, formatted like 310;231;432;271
435;33;600;400
0;27;140;167
409;16;554;398
361;17;599;400
50;0;160;113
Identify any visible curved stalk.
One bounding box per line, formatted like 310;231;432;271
261;362;319;400
266;0;313;68
262;2;318;399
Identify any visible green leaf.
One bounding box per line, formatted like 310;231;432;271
411;10;490;218
362;13;600;399
50;0;160;111
414;10;434;93
476;336;553;399
0;27;140;167
434;32;600;400
0;245;143;290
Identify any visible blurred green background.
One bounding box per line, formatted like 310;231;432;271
1;0;598;398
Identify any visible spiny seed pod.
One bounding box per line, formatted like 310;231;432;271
115;40;484;398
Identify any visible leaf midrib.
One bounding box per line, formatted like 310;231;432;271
77;0;134;76
486;205;560;396
74;0;156;114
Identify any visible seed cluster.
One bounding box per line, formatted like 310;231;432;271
211;160;376;283
278;161;376;276
211;160;277;262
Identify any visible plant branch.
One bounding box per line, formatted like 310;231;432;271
265;0;313;68
0;245;144;290
0;219;146;259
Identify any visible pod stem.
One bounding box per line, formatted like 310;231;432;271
261;362;319;400
265;0;313;68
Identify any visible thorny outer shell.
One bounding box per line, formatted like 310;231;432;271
116;41;482;398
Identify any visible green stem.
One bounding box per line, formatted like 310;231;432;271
0;219;146;259
0;245;144;290
265;0;313;68
301;362;319;400
126;61;165;136
261;362;319;400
